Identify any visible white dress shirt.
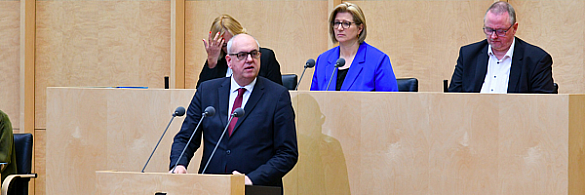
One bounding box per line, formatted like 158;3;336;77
481;38;516;94
225;68;233;77
228;76;256;122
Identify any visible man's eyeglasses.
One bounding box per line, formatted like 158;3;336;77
333;21;353;29
483;24;514;37
228;50;261;60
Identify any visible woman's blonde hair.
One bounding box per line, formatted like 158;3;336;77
329;2;367;44
209;14;247;57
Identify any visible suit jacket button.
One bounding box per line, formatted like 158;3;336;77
226;150;231;155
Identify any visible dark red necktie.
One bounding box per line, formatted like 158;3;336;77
228;88;246;136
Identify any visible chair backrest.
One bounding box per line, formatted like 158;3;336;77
396;78;418;92
281;74;298;90
13;133;33;175
7;133;33;195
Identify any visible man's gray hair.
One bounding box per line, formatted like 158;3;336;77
485;1;516;25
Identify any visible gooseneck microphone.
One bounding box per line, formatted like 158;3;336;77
295;59;316;90
326;58;346;91
169;106;216;173
142;106;186;172
201;107;245;174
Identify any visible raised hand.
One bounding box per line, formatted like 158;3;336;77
202;31;225;69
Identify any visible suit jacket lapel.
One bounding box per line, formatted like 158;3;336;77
231;78;265;136
326;48;339;91
340;44;365;91
508;37;522;93
473;43;489;92
218;78;231;128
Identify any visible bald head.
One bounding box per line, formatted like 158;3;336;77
227;34;260;54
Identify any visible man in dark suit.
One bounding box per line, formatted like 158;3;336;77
448;1;555;93
169;34;298;187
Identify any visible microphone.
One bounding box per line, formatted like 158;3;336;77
326;58;345;91
173;106;186;116
169;106;216;173
201;107;245;174
142;106;186;172
295;59;316;90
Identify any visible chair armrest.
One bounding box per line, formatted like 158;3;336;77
2;173;37;195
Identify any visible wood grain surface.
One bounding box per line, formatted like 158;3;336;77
45;88;585;195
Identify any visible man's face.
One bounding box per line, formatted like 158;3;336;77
484;10;518;53
226;34;261;86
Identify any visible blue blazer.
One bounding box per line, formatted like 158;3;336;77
170;77;298;187
448;37;554;93
310;42;398;91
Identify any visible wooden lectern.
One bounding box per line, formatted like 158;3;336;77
96;171;282;195
96;171;245;194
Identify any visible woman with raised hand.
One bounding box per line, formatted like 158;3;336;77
196;14;282;88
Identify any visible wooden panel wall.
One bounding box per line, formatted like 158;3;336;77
35;0;172;130
569;95;585;194
184;0;330;90
45;88;585;195
34;0;171;194
0;0;20;130
512;0;585;94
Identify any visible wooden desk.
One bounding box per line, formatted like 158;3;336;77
46;88;585;195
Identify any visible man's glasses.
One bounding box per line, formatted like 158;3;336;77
333;21;353;29
228;50;261;60
483;24;514;37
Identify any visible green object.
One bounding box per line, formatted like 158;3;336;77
0;110;17;183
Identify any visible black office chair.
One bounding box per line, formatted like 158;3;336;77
396;78;418;92
2;133;37;195
281;74;298;90
553;83;559;94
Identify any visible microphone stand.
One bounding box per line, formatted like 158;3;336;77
296;68;309;90
170;113;210;173
326;58;345;91
326;67;337;91
142;108;184;172
296;59;315;90
201;113;237;174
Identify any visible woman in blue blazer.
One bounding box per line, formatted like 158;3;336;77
310;2;398;92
